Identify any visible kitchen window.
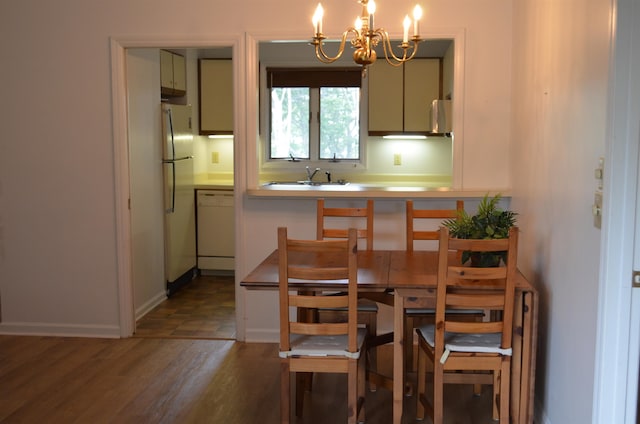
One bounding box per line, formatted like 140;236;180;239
267;68;362;162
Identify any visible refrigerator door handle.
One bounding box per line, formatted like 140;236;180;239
165;161;176;214
167;108;176;159
163;156;193;162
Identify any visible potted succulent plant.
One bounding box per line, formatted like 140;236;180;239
442;193;518;267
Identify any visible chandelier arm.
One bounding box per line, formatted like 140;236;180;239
313;29;359;63
375;29;420;66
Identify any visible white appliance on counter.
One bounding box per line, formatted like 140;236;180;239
197;190;235;272
430;99;452;134
161;103;197;295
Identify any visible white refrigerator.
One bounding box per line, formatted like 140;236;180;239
161;103;196;296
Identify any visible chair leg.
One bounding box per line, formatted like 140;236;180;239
367;311;378;392
473;382;482;396
499;360;511;424
358;354;366;423
416;340;426;420
295;372;311;417
433;362;444;424
348;359;358;424
492;370;500;420
280;360;290;424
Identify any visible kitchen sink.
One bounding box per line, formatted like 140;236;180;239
265;180;350;186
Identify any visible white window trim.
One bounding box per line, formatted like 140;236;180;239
258;60;368;172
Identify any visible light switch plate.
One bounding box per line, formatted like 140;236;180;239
593;191;602;229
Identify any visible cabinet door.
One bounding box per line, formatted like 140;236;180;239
172;53;186;94
199;59;233;135
404;59;440;132
368;62;404;134
160;50;175;94
160;50;186;96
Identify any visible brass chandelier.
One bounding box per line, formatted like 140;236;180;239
311;0;423;73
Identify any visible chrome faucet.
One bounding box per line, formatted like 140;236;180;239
305;166;321;182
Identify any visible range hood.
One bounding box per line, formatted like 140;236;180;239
430;99;452;134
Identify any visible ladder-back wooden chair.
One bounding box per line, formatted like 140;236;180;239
278;227;366;423
316;198;387;393
316;199;378;339
415;226;519;423
404;200;483;371
317;198;374;250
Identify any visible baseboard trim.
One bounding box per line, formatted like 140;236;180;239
0;322;121;338
135;291;167;321
244;328;279;343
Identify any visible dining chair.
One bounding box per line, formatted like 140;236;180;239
278;227;366;424
316;198;379;342
317;198;374;250
415;226;519;423
315;198;391;391
404;200;484;372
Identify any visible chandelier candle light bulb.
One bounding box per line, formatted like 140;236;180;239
313;3;323;35
403;15;411;43
413;5;422;36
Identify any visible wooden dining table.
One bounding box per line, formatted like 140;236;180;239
241;249;537;424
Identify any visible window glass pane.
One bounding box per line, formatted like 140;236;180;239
270;87;310;159
319;87;360;160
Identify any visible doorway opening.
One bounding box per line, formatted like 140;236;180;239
118;41;238;339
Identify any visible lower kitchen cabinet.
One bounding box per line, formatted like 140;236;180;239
196;189;234;271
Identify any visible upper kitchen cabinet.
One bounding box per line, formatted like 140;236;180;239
160;50;186;97
368;58;441;135
199;59;233;135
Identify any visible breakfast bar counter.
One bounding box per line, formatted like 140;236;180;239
247;185;511;199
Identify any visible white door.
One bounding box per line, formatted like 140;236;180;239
593;0;640;421
126;49;166;320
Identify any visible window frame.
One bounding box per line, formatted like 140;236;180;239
259;63;368;171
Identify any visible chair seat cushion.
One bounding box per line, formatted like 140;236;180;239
279;328;367;359
416;324;512;356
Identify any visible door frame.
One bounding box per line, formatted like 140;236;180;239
109;35;245;338
593;0;640;421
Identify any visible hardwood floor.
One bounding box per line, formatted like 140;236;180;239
0;335;494;423
135;274;236;340
0;275;497;423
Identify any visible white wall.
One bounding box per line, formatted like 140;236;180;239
0;0;621;421
510;1;612;423
0;0;514;337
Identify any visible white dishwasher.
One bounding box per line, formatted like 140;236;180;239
196;190;234;271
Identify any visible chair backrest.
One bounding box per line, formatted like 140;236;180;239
406;200;464;252
435;226;519;355
278;227;359;354
317;199;374;251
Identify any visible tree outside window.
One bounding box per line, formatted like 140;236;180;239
268;68;361;161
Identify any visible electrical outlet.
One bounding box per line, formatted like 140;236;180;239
394;153;401;166
211;152;219;164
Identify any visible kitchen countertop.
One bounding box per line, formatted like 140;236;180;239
194;182;234;190
192;175;509;198
194;174;234;190
248;184;510;199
